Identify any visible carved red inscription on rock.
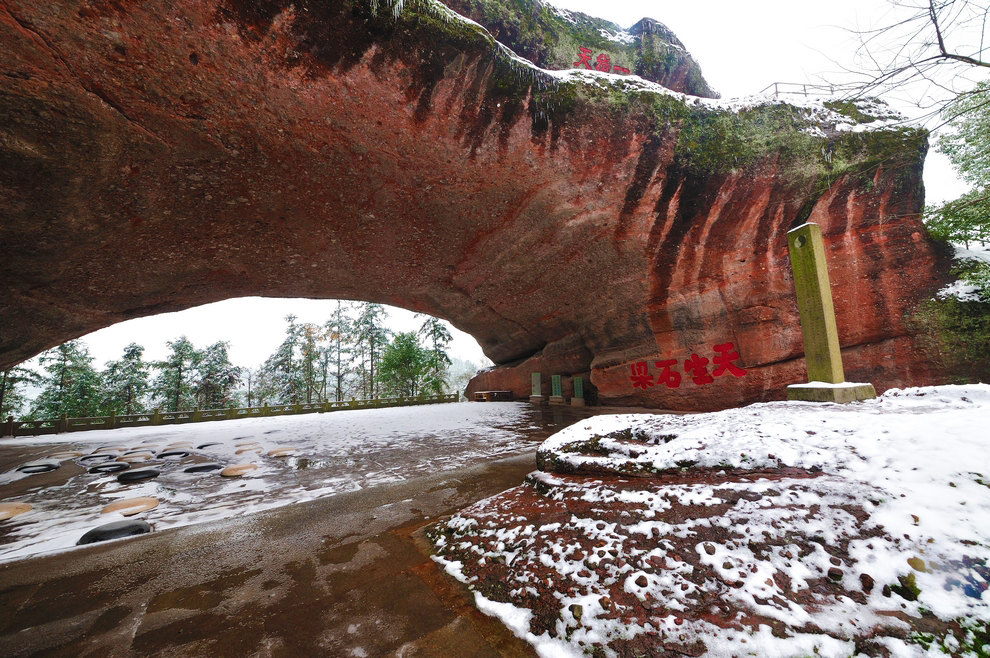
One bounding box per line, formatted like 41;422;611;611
574;47;630;75
630;342;747;390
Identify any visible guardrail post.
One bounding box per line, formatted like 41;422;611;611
152;408;162;425
58;413;68;434
108;411;116;429
3;415;12;438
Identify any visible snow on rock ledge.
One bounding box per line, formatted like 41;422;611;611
431;384;990;657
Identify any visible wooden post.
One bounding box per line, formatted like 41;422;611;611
786;223;876;403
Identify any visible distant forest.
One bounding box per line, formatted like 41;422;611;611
0;302;482;420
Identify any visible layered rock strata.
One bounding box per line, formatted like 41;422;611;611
0;0;950;410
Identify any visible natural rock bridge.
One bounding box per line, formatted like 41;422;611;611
0;0;951;410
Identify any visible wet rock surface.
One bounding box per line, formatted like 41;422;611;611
0;453;543;657
0;0;951;410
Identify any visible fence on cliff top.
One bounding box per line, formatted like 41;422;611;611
1;393;459;438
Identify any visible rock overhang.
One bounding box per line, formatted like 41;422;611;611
0;0;951;409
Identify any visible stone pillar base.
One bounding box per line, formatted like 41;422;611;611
570;397;586;407
786;382;877;404
529;395;546;406
548;396;566;405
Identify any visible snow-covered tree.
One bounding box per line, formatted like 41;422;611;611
353;303;391;398
100;343;149;415
195;341;241;409
1;365;40;419
31;340;101;418
417;315;453;394
151;336;200;411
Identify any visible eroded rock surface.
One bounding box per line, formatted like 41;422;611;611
0;0;950;410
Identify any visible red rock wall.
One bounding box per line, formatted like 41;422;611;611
0;0;952;411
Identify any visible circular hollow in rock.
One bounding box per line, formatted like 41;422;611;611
220;463;258;477
196;442;221;449
0;502;33;521
77;519;152;545
89;462;131;474
16;460;60;474
184;463;224;473
117;468;161;483
118;453;153;463
49;451;83;460
268;448;295;457
79;454;116;463
158;450;190;459
101;497;159;516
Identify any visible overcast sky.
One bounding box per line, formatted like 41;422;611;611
68;0;977;371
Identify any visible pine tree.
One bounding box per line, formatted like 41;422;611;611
376;332;431;397
299;323;321;403
151;336;200;412
324;301;355;401
353;303;391;398
1;365;40;419
100;343;149;415
195;341;242;409
261;315;304;404
31;340;102;418
417;315;453;394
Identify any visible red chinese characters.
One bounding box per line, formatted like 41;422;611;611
654;359;681;388
628;343;747;390
713;342;747;377
573;47;593;70
574;48;630;75
630;361;654;389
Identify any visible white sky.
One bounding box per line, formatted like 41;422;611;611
70;0;978;370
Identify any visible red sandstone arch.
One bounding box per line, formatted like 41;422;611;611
0;0;951;410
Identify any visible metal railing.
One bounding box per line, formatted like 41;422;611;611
2;393;459;438
760;82;839;98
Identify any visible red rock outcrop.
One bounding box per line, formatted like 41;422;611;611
0;0;952;410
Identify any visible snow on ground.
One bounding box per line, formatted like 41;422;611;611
0;402;547;563
430;385;990;657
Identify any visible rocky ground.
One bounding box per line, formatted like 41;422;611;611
428;385;990;657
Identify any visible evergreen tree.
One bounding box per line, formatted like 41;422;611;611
417;315;453;394
1;365;40;419
926;81;990;299
260;315;304;404
151;336;200;411
376;332;431;397
299;323;322;403
100;343;149;415
31;340;102;418
324;301;354;401
195;341;242;409
353;303;391;398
